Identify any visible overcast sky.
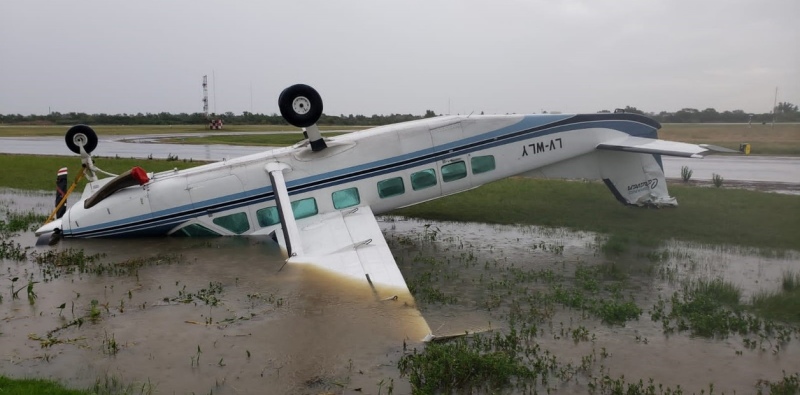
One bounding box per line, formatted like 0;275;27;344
1;0;797;116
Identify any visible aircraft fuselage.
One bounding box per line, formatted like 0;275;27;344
53;113;663;238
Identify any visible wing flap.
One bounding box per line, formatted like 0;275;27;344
596;136;736;158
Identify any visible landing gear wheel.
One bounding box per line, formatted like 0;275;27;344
65;124;98;154
279;84;323;128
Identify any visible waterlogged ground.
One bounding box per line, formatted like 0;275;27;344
0;190;798;394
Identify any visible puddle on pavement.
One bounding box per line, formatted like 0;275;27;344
1;190;798;394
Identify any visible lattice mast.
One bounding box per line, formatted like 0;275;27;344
202;75;209;119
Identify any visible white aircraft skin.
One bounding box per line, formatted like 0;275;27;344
37;113;710;239
34;85;727;338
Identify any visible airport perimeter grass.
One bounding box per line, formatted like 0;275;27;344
2;153;798;251
659;123;800;156
0;154;203;191
394;178;800;252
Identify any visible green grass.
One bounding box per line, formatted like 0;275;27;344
399;329;547;394
650;278;799;341
158;131;347;147
756;372;800;395
0;154;204;191
393;178;800;251
651;279;749;338
0;375;87;395
693;278;742;306
751;272;800;324
783;271;800;292
1;208;47;233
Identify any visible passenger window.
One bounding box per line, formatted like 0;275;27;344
411;169;437;191
471;155;496;174
332;187;360;209
377;177;405;198
441;161;467;182
212;212;250;234
256;199;318;227
172;223;220;237
256;206;280;227
292;198;318;219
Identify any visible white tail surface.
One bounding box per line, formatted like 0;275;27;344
527;150;676;207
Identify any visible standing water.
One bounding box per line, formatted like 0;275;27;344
1;190;797;394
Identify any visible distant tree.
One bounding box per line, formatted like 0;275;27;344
699;108;719;123
622;106;644;114
672;108;700;123
775;102;798;114
423;110;437;118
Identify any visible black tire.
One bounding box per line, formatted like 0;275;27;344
65;124;98;154
278;84;323;128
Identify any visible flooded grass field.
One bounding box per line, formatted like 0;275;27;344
1;190;799;394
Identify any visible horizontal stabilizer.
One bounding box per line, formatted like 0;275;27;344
596;137;735;158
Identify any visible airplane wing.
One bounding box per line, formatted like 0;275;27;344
264;163;431;340
272;205;433;340
597;136;738;158
281;206;410;297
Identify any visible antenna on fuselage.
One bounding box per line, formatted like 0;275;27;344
278;84;326;151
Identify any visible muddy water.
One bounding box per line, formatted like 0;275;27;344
388;219;799;387
2;228;428;392
1;190;799;394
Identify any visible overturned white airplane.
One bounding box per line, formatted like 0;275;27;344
35;85;731;337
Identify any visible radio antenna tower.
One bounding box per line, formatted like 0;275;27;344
202;75;209;118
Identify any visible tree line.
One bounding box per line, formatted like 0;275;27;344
1;104;797;126
609;102;799;123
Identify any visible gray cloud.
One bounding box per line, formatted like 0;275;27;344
1;0;797;116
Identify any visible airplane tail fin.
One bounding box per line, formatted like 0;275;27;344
531;150;677;207
598;151;676;207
